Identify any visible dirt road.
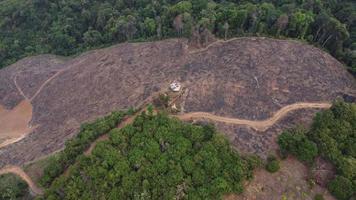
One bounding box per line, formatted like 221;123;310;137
84;112;137;155
177;102;331;131
0;165;43;195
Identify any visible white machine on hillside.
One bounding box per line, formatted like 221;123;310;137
169;81;181;92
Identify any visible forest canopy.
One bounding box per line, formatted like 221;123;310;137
41;112;259;199
0;0;355;73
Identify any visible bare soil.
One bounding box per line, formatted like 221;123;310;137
224;157;335;200
0;37;355;168
0;100;34;148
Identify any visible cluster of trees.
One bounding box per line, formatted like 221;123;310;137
40;110;131;187
0;0;355;74
278;101;356;200
265;155;280;173
41;111;260;199
0;173;29;200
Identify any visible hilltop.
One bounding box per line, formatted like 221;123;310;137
0;37;355;168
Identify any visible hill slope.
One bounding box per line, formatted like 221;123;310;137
0;37;355;167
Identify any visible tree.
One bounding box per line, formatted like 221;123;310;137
265;155;280;173
327;176;353;200
144;18;156;37
278;127;318;163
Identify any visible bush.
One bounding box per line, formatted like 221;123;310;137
278;127;318;163
265;155;280;173
314;194;324;200
0;174;29;200
327;176;353;200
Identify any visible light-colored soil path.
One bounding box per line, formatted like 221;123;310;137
13;73;29;100
188;37;301;54
84;113;137;155
176;102;331;131
29;59;86;102
0;165;43;195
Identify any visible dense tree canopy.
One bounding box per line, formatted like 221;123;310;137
0;173;29;200
41;112;258;199
0;0;355;74
278;101;356;200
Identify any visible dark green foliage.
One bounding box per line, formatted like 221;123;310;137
265;155;280;173
0;0;355;74
278;127;318;163
278;101;356;199
40;110;128;187
43;112;256;199
310;101;356;199
0;173;29;200
327;176;353;200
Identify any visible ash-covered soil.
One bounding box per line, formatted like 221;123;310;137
0;37;355;167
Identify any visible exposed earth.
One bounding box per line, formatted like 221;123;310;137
225;157;335;200
0;37;355;169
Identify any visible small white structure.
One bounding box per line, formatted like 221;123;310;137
170;81;181;92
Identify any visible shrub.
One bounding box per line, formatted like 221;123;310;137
327;176;353;200
278;128;318;163
314;194;324;200
265;155;280;173
0;174;29;199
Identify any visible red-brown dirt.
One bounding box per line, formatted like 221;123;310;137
0;100;34;148
224;157;335;200
0;37;355;168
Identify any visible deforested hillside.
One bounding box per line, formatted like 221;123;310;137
0;38;356;166
0;37;355;168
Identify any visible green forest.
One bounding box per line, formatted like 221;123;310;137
0;173;29;200
40;111;259;199
278;101;356;200
0;0;355;74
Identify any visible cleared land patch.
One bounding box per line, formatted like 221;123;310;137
0;37;355;168
0;100;34;148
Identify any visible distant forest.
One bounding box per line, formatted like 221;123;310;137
0;0;355;73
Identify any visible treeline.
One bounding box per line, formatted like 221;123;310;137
0;173;29;200
40;111;260;199
0;0;355;73
40;110;132;187
278;101;356;200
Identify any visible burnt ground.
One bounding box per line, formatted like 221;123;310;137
0;37;355;167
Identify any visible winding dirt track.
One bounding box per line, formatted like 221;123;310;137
177;102;332;131
0;166;43;195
